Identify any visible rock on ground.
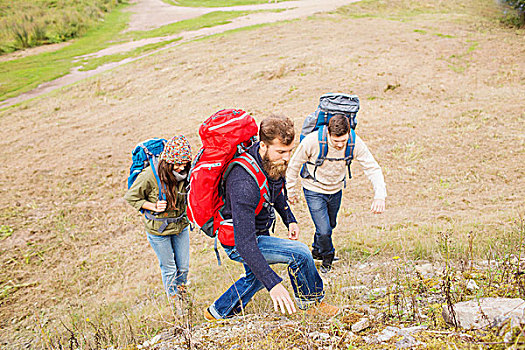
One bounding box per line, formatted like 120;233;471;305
442;297;525;329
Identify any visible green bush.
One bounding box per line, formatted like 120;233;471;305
0;0;125;54
504;0;525;26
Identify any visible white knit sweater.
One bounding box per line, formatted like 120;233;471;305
286;131;387;199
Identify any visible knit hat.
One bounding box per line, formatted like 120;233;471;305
160;135;192;164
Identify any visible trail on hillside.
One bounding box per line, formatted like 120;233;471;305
0;0;358;109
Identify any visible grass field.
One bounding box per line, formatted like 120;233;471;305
0;0;523;348
0;0;125;54
0;9;250;101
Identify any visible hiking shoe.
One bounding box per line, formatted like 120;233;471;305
204;308;217;322
306;301;340;317
320;252;334;273
312;249;339;262
319;264;332;273
312;249;322;260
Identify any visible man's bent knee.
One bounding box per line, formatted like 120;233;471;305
289;241;313;262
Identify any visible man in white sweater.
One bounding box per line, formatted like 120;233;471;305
286;114;386;272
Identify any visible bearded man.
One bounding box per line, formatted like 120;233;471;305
205;115;339;320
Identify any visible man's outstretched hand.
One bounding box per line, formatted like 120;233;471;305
370;199;385;214
269;283;296;315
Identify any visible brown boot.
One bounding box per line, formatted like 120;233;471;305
306;301;340;317
204;308;217;322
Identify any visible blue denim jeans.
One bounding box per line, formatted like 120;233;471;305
146;226;190;297
208;235;324;319
303;188;343;257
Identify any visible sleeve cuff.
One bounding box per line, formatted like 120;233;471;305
374;187;387;200
263;272;283;291
133;199;147;211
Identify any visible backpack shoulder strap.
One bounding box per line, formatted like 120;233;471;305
344;129;356;179
317;125;329;164
150;155;166;201
227;152;270;215
310;126;328;181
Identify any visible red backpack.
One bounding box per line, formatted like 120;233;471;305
187;109;269;258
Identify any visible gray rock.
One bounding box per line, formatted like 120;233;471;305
341;285;369;295
398;325;427;336
351;318;370;333
442;297;525;329
376;326;400;342
345;331;358;341
139;334;161;348
415;263;435;278
362;335;375;344
396;334;423;349
466;280;479;291
365;287;388;300
362;326;399;344
308;331;331;340
361;325;427;347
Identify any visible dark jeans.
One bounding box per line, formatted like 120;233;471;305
303;188;343;257
208;235;324;319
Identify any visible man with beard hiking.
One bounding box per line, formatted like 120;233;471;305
204;115;339;320
286;114;386;273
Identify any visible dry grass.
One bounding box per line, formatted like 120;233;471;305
0;0;524;348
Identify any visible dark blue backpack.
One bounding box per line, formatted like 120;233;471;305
299;93;359;181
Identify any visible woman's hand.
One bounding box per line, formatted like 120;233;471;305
141;200;167;212
155;200;167;212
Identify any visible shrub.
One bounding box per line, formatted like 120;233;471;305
503;0;525;26
0;0;125;53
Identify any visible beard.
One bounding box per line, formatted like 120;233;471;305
261;150;288;180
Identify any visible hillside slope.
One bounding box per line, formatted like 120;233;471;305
0;0;524;347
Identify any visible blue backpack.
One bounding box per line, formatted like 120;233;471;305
299;93;359;181
128;138;167;193
127;138;187;233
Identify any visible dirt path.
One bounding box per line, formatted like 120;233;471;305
126;0;356;32
0;0;357;110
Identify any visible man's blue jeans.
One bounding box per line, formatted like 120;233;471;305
208;235;324;319
147;226;190;297
303;188;343;257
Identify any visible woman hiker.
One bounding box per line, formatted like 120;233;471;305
124;135;192;314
